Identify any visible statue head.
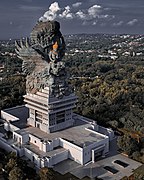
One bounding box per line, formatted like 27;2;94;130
15;20;67;95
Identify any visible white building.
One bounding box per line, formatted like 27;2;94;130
24;87;77;133
0;87;114;168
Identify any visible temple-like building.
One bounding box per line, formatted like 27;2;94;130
1;91;113;167
24;87;77;133
0;20;114;168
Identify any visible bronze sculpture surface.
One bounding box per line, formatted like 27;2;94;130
15;20;72;97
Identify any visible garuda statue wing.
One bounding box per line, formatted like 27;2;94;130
15;38;47;75
15;21;65;75
15;20;68;95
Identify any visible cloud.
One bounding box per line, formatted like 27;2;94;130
127;19;138;26
92;21;97;26
59;6;74;19
88;5;101;18
39;2;60;21
39;2;115;26
76;10;87;20
99;14;115;19
113;21;124;26
65;13;73;19
49;2;60;13
72;2;82;8
76;5;103;21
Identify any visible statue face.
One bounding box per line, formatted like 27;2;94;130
29;21;65;63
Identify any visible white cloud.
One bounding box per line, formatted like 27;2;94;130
113;21;124;26
72;2;82;8
76;10;87;20
49;2;60;13
127;19;138;26
76;4;103;21
59;6;69;18
99;15;109;18
39;2;115;26
65;13;74;19
92;21;97;25
39;2;60;21
88;5;101;18
59;6;74;19
98;14;115;19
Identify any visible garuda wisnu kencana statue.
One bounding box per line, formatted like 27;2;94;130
15;21;71;98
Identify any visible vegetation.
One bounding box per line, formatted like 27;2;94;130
0;34;144;177
68;56;144;162
8;167;24;180
0;151;37;179
121;165;144;180
0;150;83;180
117;133;144;163
0;75;26;110
132;165;144;180
0;43;24;110
69;60;144;130
39;167;55;180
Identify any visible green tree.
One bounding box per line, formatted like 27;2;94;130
39;167;55;180
5;158;17;173
132;151;141;162
9;167;24;180
117;134;139;155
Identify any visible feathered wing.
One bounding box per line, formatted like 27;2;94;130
15;21;66;94
15;38;49;75
15;39;50;93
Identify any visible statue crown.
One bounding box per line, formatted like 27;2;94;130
53;41;58;50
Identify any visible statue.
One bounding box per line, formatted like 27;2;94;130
15;20;72;98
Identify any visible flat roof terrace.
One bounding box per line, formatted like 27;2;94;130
4;105;29;129
57;124;106;147
25;143;68;158
2;105;107;148
21;118;106;148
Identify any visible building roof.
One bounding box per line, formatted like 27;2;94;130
25;143;68;158
3;105;107;148
4;105;29;129
21;117;106;148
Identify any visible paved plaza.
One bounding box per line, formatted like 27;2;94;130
54;138;142;179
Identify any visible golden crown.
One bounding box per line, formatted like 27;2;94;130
53;41;58;50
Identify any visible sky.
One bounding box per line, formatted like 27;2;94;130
0;0;144;39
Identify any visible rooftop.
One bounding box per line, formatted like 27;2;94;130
25;143;68;158
3;105;107;147
18;120;106;148
4;105;29;129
